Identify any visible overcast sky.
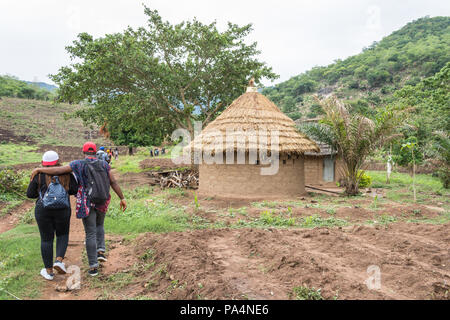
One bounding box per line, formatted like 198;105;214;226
0;0;449;86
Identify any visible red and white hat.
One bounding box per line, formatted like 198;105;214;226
42;150;59;166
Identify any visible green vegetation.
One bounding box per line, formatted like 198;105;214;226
111;154;149;174
264;17;449;186
0;224;42;300
50;6;278;148
301;96;404;195
105;187;192;235
263;16;449;120
300;214;347;228
358;171;373;188
258;210;296;227
369;170;446;195
0;167;30;218
393;62;449;187
291;286;324;300
368;170;449;210
0;144;41;166
0;75;54;101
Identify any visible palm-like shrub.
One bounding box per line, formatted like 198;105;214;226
302;96;403;195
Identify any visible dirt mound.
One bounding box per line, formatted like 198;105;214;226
140;157;192;171
130;223;449;300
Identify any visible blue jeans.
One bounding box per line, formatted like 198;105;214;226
82;207;106;268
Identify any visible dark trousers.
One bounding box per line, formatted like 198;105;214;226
82;207;106;268
35;202;71;269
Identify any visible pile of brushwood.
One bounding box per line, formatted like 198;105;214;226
147;169;198;189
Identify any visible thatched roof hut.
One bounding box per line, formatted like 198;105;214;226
188;80;319;199
189;84;319;156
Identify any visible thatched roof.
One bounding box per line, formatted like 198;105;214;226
187;82;319;155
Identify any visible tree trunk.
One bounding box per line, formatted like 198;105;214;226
128;146;133;155
344;166;360;196
345;182;359;196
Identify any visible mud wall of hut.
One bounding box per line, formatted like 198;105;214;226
304;156;344;186
198;155;306;198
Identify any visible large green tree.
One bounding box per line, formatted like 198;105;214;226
51;6;278;146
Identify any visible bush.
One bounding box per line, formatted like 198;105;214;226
0;168;28;195
437;168;450;189
292;286;323;300
358;171;373;188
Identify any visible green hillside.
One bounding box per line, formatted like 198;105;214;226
263;16;450;120
0;75;55;101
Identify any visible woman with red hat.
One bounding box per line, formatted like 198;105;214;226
26;151;78;281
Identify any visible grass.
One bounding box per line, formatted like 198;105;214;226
0;143;41;166
258;210;296;227
291;286;324;300
105;187;192;235
0;200;23;217
110;154;149;174
367;170;449;206
299;214;348;228
406;211;450;224
0;224;42;300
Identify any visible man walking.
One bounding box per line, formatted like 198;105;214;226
96;146;109;162
31;142;127;276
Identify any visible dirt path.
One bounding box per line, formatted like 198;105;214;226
39;197;134;300
0;200;34;234
39;198;93;299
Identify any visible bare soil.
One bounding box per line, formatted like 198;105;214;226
139;157;192;170
0;200;34;234
129;223;449;300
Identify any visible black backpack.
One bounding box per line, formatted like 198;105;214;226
84;159;110;204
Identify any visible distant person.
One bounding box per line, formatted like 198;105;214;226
106;149;112;164
31;142;127;277
26;151;78;281
114;147;119;160
154;148;159;156
161;147;166;155
149;148;154;157
96;146;109;163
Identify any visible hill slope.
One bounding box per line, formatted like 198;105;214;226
0;97;111;147
0;75;55;101
25;81;58;92
262;16;450;120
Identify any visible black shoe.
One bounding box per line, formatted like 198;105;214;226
97;253;107;262
88;268;99;277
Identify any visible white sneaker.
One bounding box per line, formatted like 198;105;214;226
40;268;54;281
53;261;67;274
